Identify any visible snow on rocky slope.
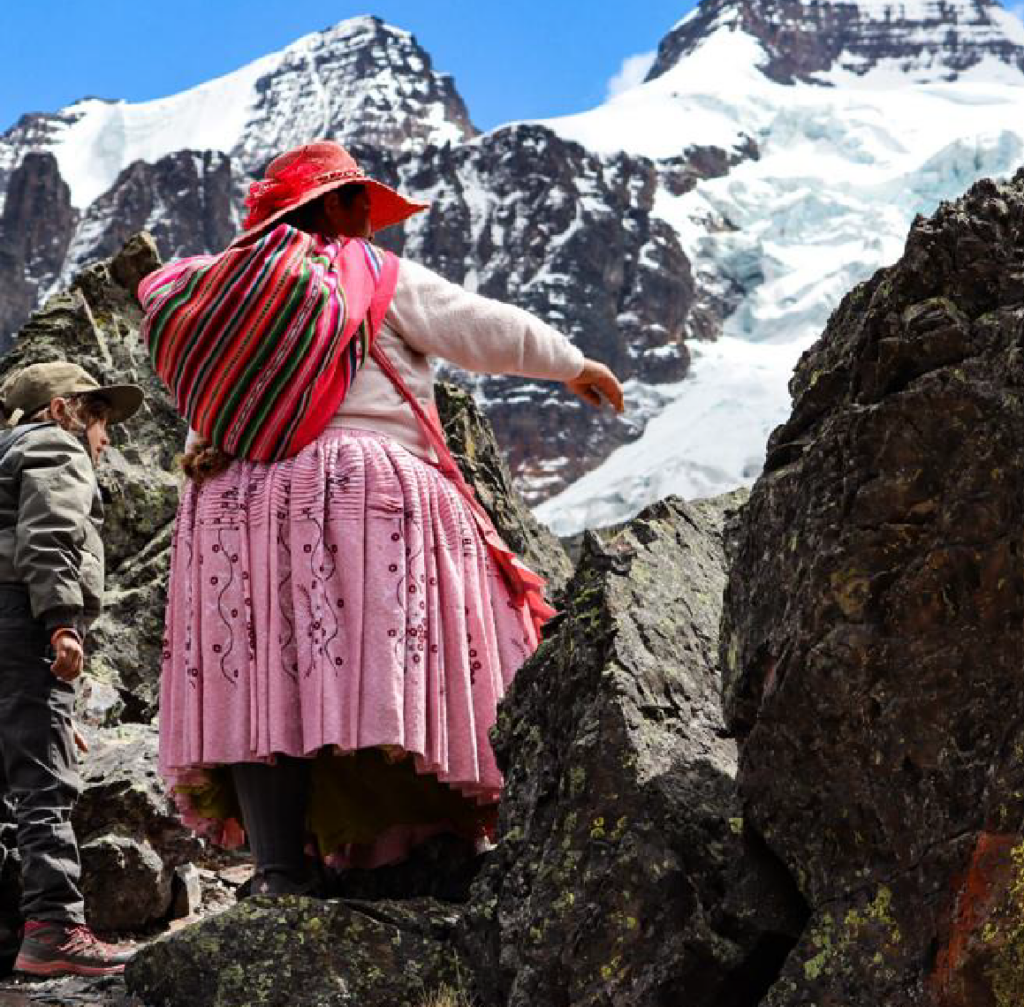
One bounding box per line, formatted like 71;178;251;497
535;3;1024;534
0;16;472;214
4;2;1024;533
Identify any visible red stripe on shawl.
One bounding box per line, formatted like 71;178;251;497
177;229;297;418
191;236;309;437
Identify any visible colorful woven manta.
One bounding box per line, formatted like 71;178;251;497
138;224;399;462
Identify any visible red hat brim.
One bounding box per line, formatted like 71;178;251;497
232;175;428;247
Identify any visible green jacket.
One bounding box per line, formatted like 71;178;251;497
0;423;104;633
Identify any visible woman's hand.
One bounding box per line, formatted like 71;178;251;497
50;629;84;682
565;358;625;413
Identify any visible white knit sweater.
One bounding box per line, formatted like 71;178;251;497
328;257;585;459
185;257;585;458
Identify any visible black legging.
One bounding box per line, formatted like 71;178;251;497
230;757;311;882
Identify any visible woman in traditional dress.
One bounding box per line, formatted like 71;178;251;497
144;141;624;895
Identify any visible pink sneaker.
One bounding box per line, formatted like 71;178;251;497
14;920;134;977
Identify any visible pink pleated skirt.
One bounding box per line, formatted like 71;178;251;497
158;426;539;867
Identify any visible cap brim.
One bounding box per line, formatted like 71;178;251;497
94;384;144;425
231;177;429;247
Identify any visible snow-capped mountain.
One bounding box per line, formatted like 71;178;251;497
0;17;473;214
4;1;1024;530
0;16;475;352
535;0;1024;532
651;0;1024;87
0;15;697;499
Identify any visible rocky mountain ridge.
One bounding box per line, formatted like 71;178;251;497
651;0;1024;85
5;3;1024;513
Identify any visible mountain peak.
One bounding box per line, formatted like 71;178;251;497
0;14;475;212
649;0;1024;86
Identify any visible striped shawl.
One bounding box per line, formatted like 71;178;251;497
138;224;399;462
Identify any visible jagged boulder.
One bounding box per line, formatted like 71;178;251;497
721;171;1024;1005
459;492;805;1007
74;724;203;869
126;897;467;1007
82;833;173;932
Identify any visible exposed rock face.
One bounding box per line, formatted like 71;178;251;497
126;897;467;1007
58;150;239;289
436;383;573;595
460;492;805;1007
81;834;173;932
0;152;78;343
391;124;694;499
650;0;1024;86
74;724;204;871
0;233;187;715
234;16;476;169
721;170;1024;1004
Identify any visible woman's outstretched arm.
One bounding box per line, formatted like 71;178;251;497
386;258;624;410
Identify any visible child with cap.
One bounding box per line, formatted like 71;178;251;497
0;361;143;976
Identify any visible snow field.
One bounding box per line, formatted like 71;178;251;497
535;22;1024;533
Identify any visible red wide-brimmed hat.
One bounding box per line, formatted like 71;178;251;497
236;140;428;243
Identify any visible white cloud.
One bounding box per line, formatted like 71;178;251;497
606;51;657;99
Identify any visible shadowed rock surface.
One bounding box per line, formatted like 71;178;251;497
436;382;574;596
126;897;467;1007
459;492;805;1007
721;170;1024;1005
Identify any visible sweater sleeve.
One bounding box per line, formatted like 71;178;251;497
385;258;585;381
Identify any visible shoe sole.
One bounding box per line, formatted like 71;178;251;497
14;956;126;977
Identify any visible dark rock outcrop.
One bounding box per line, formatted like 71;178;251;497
388;124;694;499
650;0;1024;86
0;152;78;344
81;834;173;932
436;382;573;595
127;897;467;1007
721;170;1024;1004
460;491;805;1007
75;724;203;871
59;150;239;289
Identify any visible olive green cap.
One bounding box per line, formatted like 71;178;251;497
1;361;144;426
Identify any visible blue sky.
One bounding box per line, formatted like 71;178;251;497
0;1;700;135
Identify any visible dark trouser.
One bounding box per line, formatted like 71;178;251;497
0;587;83;924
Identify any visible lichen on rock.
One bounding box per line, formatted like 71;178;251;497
722;170;1024;1005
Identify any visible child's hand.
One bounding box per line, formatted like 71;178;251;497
50;629;84;682
564;359;625;413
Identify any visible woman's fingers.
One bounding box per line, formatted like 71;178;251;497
565;359;625;413
595;367;625;413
